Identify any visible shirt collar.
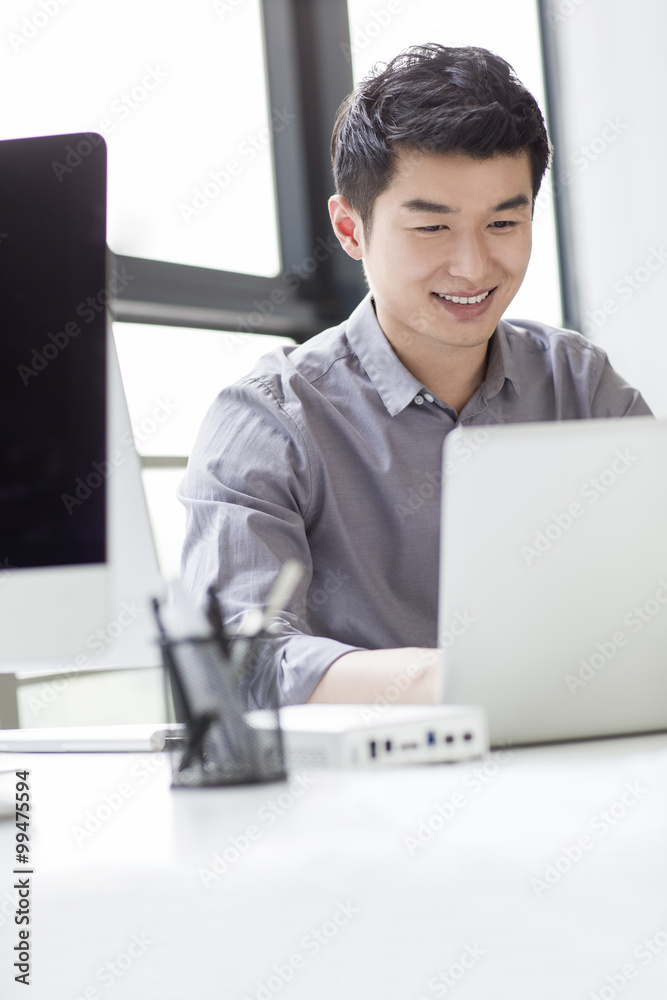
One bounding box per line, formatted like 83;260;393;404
345;294;423;417
485;319;523;400
345;295;523;415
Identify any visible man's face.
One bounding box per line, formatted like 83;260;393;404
333;150;534;359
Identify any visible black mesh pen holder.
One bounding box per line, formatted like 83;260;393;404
158;631;286;789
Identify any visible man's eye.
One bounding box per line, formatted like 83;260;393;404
417;225;447;232
490;220;517;229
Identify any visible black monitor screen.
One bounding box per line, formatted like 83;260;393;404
0;133;107;568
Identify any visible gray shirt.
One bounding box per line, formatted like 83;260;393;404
179;293;652;705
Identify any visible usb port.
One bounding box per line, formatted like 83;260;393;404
385;739;392;752
369;740;377;758
426;731;436;745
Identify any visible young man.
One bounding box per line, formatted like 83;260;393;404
179;44;651;708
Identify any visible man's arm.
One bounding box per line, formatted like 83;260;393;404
180;373;440;708
179;375;363;705
306;647;441;704
590;356;653;417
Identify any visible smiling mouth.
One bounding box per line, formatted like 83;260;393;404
433;288;495;305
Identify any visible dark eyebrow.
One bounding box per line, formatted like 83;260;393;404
400;193;531;214
492;194;531;212
401;198;458;214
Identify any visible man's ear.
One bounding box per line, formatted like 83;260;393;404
328;195;364;260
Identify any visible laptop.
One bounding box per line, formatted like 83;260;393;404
438;415;667;747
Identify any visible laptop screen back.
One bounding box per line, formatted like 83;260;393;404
438;416;667;745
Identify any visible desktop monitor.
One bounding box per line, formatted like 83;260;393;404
0;133;162;671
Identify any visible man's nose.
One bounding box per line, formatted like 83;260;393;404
444;231;489;284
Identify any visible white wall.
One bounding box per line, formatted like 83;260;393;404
544;0;667;414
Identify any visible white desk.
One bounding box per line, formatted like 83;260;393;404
1;735;667;999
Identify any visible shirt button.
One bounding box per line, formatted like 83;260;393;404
423;393;434;403
414;394;424;405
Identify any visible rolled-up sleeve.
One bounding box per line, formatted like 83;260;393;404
178;374;363;707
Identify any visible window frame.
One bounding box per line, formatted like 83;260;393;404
110;0;367;344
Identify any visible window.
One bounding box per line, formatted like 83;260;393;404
2;0;279;275
113;322;293;578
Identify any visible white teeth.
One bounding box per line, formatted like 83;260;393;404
437;290;491;304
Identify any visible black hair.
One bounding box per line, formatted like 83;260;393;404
331;44;551;235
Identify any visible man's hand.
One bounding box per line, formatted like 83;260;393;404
306;647;441;704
